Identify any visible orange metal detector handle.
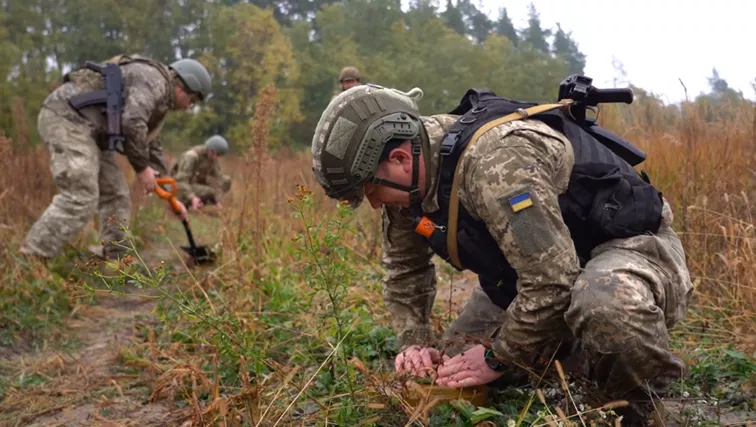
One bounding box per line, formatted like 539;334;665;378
154;177;183;214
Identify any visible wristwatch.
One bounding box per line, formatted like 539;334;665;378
484;347;506;372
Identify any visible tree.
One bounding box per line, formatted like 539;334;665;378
494;7;518;45
519;3;550;53
464;0;493;44
441;0;465;36
707;68;730;95
611;56;628;87
551;23;585;76
195;3;302;147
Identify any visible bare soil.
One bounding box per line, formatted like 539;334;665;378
0;238;196;427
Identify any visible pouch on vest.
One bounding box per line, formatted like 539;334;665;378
561;162;664;251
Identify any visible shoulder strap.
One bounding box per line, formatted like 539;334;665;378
111;54;176;109
446;100;574;270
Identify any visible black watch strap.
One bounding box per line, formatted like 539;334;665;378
484;347;506;372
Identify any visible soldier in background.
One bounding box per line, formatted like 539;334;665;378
21;54;213;262
331;66;362;101
171;135;232;211
338;66;361;92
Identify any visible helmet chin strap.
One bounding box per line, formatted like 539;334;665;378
370;137;423;211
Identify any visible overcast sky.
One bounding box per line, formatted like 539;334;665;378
404;0;755;104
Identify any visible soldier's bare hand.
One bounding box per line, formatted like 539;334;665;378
436;345;503;388
191;196;204;211
137;167;157;193
174;200;189;221
395;346;442;377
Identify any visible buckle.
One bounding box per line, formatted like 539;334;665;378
412;142;422;155
440;132;459;156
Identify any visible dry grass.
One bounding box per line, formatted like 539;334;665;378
0;95;754;425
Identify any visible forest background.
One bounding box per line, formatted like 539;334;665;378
0;0;755;426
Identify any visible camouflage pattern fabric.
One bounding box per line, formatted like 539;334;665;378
46;60;175;173
440;287;508;355
21;108;131;259
453;120;580;364
171;145;231;206
378;116;693;409
563;197;692;400
21;60;176;259
379;114;458;346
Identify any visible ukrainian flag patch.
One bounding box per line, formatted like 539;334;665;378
509;192;533;213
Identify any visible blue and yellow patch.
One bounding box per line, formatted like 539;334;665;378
509;192;533;212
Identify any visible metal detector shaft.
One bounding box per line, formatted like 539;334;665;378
181;219;199;251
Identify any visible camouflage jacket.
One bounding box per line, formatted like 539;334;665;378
42;59;176;173
382;115;580;366
171;145;231;202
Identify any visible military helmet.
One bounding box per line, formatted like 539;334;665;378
339;66;361;82
170;58;213;101
205;135;229;155
311;84;425;208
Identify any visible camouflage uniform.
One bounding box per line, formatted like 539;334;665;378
21;58;175;260
171;144;231;206
381;115;693;414
310;85;694;422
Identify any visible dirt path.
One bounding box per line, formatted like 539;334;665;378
0;213;211;427
0;289;181;427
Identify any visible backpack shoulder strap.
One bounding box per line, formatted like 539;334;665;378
446;100;574;270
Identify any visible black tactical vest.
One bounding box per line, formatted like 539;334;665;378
415;89;664;309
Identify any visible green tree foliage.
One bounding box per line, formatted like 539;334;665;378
200;3;301;148
691;68;752;122
494;7;518;45
0;0;749;151
551;23;586;76
441;0;465;36
520;3;550;54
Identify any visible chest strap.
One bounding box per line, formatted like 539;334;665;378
447;100;574;270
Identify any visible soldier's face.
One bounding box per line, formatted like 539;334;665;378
363;145;426;209
175;86;198;109
341;79;359;91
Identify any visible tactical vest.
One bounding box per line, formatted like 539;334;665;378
63;54;175;150
415;90;664;309
64;54;174;102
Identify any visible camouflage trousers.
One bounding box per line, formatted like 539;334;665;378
442;199;693;409
21;107;131;260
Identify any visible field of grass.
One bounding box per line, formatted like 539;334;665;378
0;95;754;426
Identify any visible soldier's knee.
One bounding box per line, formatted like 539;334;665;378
565;276;662;355
54;184;98;217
